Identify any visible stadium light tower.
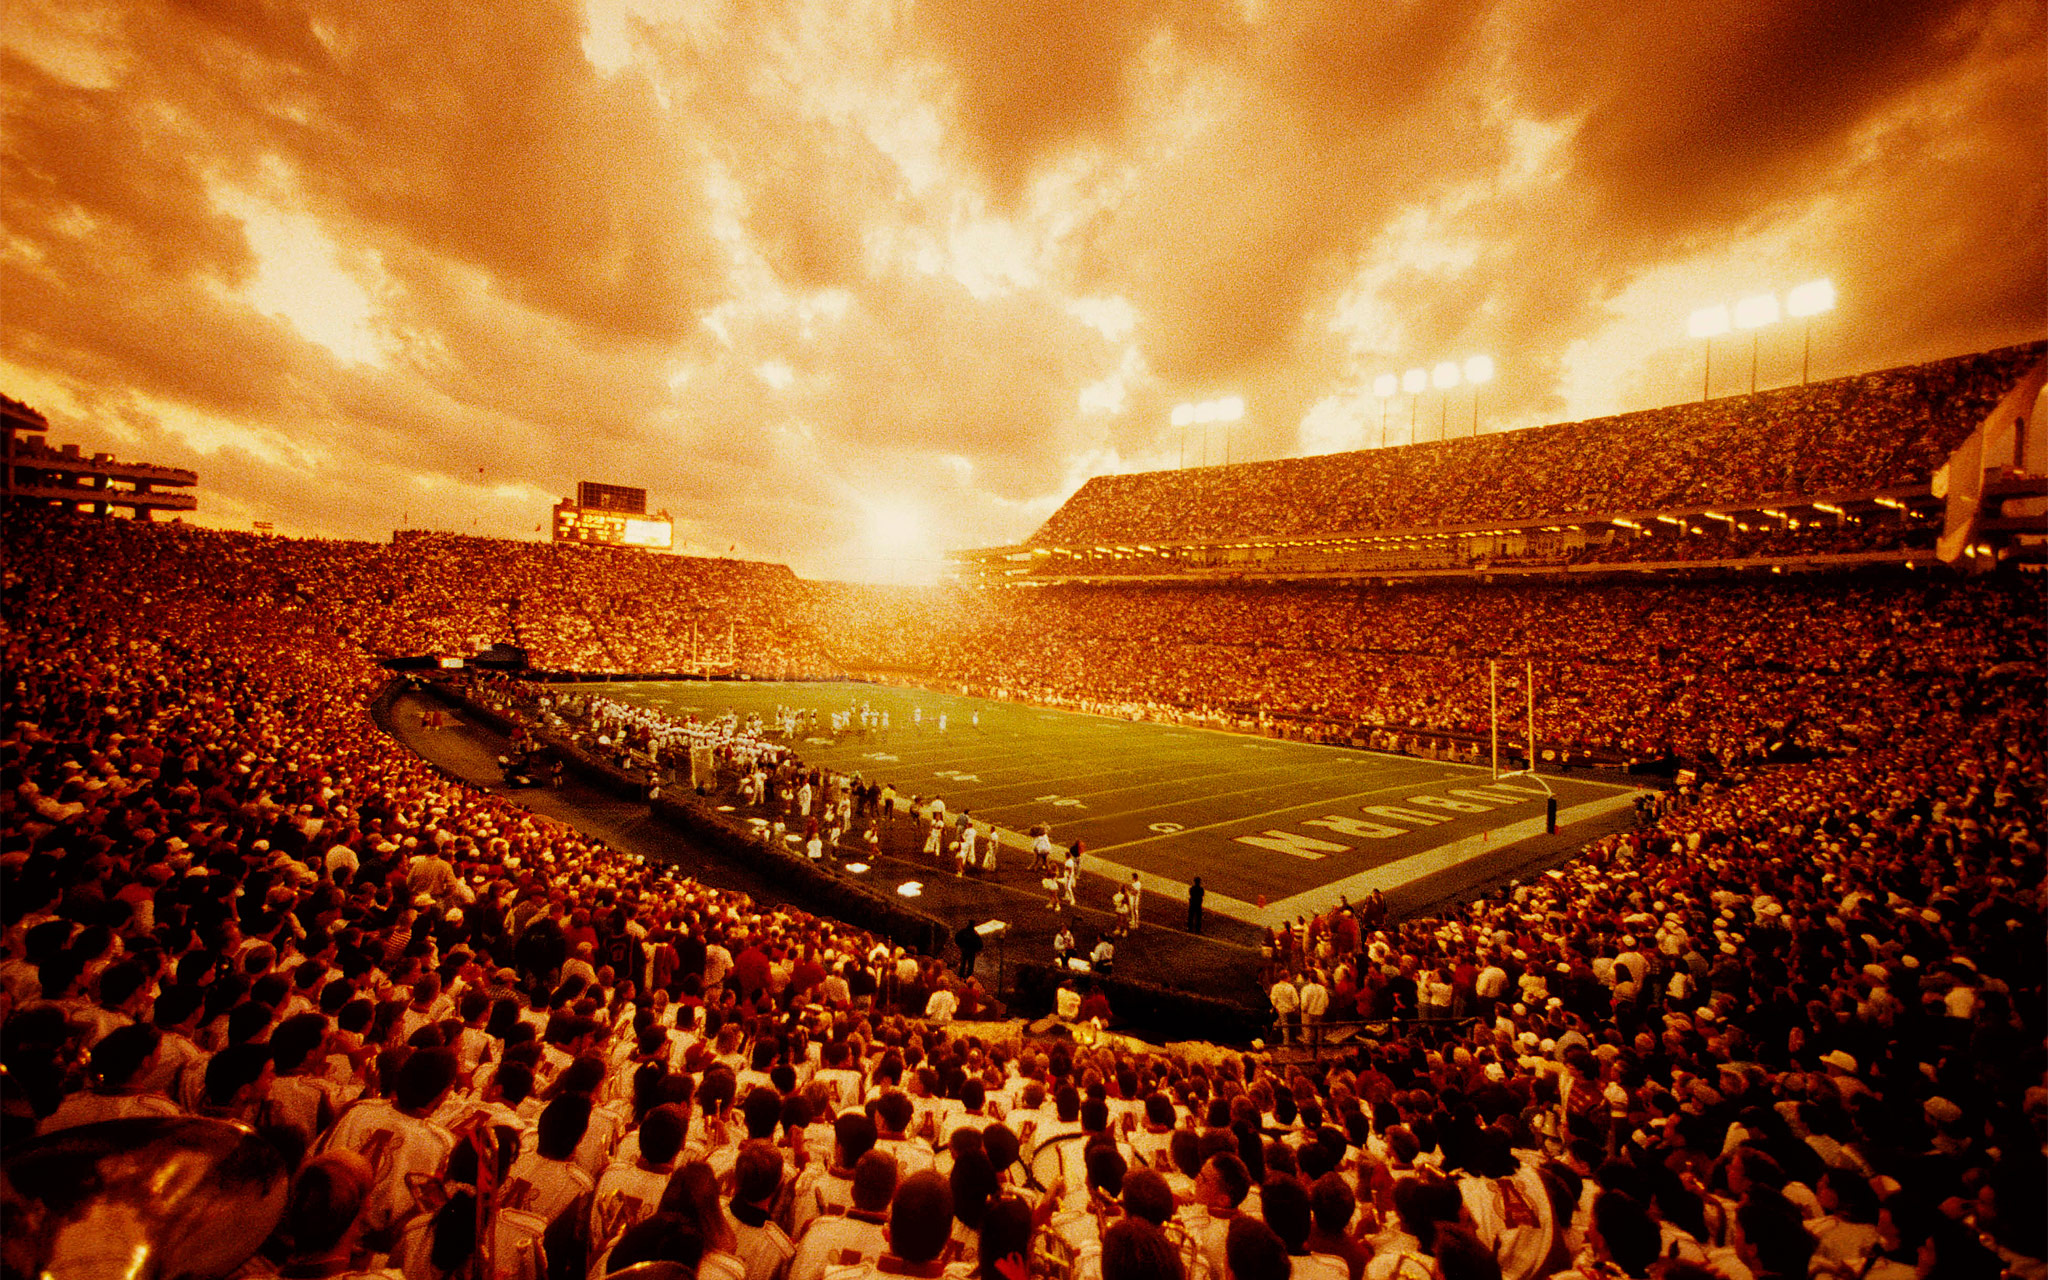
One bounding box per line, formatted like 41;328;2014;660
1402;367;1427;441
1733;292;1780;394
1463;355;1495;435
1432;362;1461;440
1218;395;1245;465
1687;304;1731;401
1175;396;1244;467
1373;373;1398;447
1785;278;1836;384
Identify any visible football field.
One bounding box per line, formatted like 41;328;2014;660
601;680;1641;928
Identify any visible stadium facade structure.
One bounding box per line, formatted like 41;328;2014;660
952;344;2046;587
1;396;198;521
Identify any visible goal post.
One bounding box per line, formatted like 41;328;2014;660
1490;657;1549;792
1489;660;1500;779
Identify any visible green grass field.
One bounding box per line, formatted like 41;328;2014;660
601;680;1641;928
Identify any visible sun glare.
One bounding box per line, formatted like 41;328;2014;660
864;499;925;553
214;187;383;367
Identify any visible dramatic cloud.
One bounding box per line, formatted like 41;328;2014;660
1;0;2041;580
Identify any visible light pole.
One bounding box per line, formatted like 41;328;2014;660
1734;293;1779;394
1175;396;1245;468
1786;279;1836;384
1688;304;1730;402
1432;362;1460;440
1689;280;1836;399
1382;359;1494;443
1463;356;1494;435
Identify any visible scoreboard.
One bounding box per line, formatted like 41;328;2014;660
577;481;646;514
553;501;673;549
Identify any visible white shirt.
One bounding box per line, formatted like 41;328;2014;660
502;1149;595;1227
318;1098;457;1236
732;1210;796;1280
592;1159;674;1251
790;1211;889;1280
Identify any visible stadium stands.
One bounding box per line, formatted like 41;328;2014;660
3;505;2041;1280
132;525;828;675
1028;345;2042;548
2;342;2043;1280
823;575;2045;767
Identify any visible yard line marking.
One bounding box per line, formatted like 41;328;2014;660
1075;790;1644;929
1248;791;1644;924
1048;774;1506;850
796;739;1212;777
961;755;1451;805
1040;753;1458;802
791;734;1299;794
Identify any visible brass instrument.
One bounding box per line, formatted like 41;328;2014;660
3;1117;288;1280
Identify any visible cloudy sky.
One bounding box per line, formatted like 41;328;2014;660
3;0;2042;580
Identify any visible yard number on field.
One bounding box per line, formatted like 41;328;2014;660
1036;794;1087;808
936;769;981;782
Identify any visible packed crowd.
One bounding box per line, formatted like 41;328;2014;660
7;349;2019;693
8;501;2039;1280
231;528;824;675
1562;521;1934;568
1003;516;1932;580
1030;346;2040;548
880;575;2045;767
3;498;2044;1280
0;511;981;1254
450;564;2045;771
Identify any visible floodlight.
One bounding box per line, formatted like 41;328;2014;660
1786;278;1836;318
1402;367;1428;394
1463;355;1495;385
1432;361;1461;389
1373;374;1398;398
1734;293;1780;330
1219;395;1245;421
1687;305;1731;338
1171;404;1194;427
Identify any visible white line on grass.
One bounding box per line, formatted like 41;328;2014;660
964;756;1455;811
1079;790;1643;930
1073;772;1514;853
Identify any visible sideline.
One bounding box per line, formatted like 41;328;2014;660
380;681;1275;1019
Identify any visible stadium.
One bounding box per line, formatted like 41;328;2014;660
4;0;2047;1275
4;337;2045;1280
